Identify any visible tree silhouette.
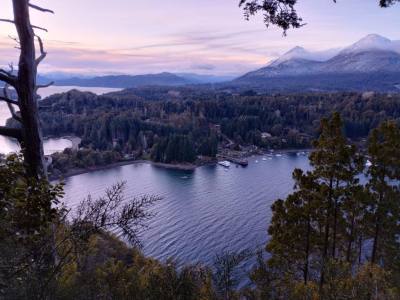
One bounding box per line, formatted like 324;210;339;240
0;0;54;178
239;0;399;33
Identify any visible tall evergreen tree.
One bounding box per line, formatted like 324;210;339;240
366;121;400;267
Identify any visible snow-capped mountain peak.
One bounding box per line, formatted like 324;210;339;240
235;34;400;92
341;34;396;54
269;46;310;66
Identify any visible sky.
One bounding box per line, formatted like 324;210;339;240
0;0;399;76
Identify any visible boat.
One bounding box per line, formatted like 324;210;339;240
365;160;372;167
262;157;267;161
218;161;231;168
275;154;283;157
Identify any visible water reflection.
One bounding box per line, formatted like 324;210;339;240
62;154;311;281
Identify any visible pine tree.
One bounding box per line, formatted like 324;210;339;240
366;121;400;267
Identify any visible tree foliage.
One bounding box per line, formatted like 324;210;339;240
38;90;400;175
250;114;400;299
239;0;399;33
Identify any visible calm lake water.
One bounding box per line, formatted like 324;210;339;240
2;85;311;280
0;86;121;154
63;153;311;277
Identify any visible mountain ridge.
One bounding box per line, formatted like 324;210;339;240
234;34;400;91
49;72;190;88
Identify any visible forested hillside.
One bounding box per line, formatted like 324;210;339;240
37;88;400;172
3;114;400;299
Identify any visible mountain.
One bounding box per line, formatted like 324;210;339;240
340;34;400;54
268;46;341;67
44;72;235;88
235;34;400;92
52;72;191;88
176;73;236;84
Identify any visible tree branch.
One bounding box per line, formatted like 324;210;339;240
7;102;22;123
1;17;48;32
31;24;48;32
3;84;22;123
36;81;54;90
0;18;15;25
8;35;21;49
0;126;22;140
29;3;55;14
0;67;13;77
0;95;18;106
0;72;16;87
35;35;47;66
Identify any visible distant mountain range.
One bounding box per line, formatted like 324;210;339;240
39;72;234;88
234;34;400;92
39;34;400;92
46;72;190;88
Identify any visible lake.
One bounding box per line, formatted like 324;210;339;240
0;86;121;154
2;85;311;280
63;153;311;278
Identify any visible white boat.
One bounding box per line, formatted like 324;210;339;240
275;154;282;157
262;157;267;161
366;160;372;167
218;161;231;168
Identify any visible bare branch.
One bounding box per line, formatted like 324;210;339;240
7;102;22;123
1;19;48;31
0;126;22;140
36;81;54;90
0;68;13;77
8;63;14;73
35;35;47;66
1;18;47;31
8;35;21;49
73;182;160;246
0;72;16;87
0;18;15;25
32;24;48;32
0;66;17;94
0;95;18;106
3;84;22;123
29;3;55;14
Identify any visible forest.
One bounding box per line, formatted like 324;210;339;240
34;88;400;174
2;113;400;299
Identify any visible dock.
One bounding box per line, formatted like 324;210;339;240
218;155;248;167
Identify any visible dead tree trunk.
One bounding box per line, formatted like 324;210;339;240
0;0;54;179
14;0;45;178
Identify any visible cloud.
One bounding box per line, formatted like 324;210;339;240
191;64;216;71
1;29;273;76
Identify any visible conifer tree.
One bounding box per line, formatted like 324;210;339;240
366;121;400;266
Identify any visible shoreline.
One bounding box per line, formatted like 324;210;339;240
50;148;311;181
50;159;202;181
50;159;147;181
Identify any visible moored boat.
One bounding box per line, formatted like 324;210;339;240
218;160;231;168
